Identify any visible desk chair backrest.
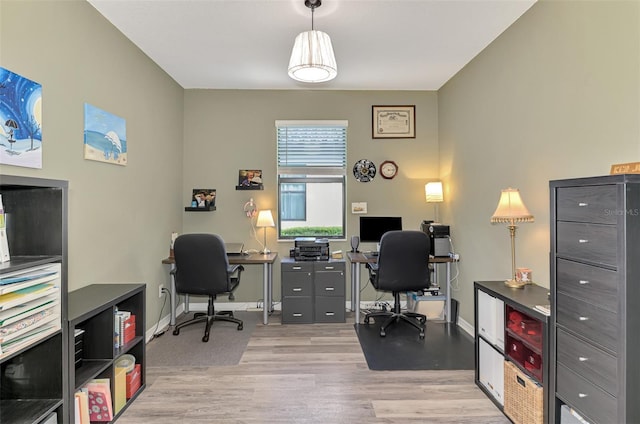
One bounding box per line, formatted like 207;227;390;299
374;230;431;292
173;233;232;296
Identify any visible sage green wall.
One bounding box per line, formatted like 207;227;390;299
182;90;439;303
0;0;184;329
438;0;640;325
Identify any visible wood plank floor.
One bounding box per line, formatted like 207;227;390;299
117;315;508;423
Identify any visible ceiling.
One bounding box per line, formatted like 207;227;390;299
87;0;536;91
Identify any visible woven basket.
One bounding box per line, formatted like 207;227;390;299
504;360;544;424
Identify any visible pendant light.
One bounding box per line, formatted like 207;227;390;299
288;0;337;83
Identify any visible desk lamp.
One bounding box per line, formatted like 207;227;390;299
256;210;275;254
425;181;444;223
490;188;534;288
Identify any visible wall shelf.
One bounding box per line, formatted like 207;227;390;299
184;206;216;211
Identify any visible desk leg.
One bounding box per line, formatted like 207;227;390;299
169;264;176;326
262;262;270;325
353;262;361;323
445;262;452;324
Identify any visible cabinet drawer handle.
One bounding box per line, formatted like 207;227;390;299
324;266;335;270
578;393;588;398
578;239;589;243
292;288;302;292
579;316;589;321
325;312;335;316
293;313;303;317
578;280;590;285
578;202;589;207
292;266;302;270
578;356;588;362
325;287;335;291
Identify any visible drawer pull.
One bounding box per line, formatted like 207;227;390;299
578;393;588;398
325;266;335;270
325;287;335;291
578;202;589;207
578;280;590;285
292;266;302;270
293;313;303;317
579;316;589;321
578;356;588;362
578;239;589;243
292;288;302;292
325;312;335;316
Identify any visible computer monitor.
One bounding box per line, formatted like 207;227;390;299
359;216;403;243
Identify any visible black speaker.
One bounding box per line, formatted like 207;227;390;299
350;236;360;253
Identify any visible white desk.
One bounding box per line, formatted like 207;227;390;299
346;252;458;323
162;252;278;325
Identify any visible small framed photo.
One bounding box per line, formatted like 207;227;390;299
191;189;216;208
351;202;367;214
237;169;263;189
372;105;415;139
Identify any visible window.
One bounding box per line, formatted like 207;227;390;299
276;120;347;239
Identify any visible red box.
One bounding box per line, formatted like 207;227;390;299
123;315;136;344
126;364;141;399
507;337;524;363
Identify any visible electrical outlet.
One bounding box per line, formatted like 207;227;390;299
159;284;164;298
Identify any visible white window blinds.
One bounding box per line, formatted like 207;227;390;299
276;120;348;175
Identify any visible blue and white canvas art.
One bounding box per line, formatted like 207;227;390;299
0;67;43;169
84;103;127;166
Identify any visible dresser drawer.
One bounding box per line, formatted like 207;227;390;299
556;185;617;224
314;273;345;297
556;259;618;313
314;261;346;272
314;297;345;323
556;328;617;396
557;363;617;424
281;297;313;324
281;262;314;273
282;278;313;296
556;292;618;352
556;222;618;267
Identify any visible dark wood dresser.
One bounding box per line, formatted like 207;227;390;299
549;174;640;424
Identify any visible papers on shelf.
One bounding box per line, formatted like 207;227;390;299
0;268;59;294
0;283;59;311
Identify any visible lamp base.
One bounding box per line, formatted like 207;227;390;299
261;248;271;255
504;279;527;289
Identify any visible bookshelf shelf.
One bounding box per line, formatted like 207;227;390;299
68;283;146;423
0;175;68;424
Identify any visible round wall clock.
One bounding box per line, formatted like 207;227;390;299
380;160;398;179
353;159;376;182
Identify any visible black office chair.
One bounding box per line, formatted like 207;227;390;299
171;233;244;342
364;230;431;339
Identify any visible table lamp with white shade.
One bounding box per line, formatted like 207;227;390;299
256;210;275;254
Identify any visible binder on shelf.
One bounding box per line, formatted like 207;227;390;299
85;378;114;422
74;390;90;424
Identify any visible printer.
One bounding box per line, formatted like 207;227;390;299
420;221;450;257
292;237;330;261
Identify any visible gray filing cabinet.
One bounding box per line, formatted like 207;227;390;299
549;175;640;424
281;258;345;324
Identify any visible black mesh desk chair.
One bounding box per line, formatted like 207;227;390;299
171;233;244;342
364;230;430;339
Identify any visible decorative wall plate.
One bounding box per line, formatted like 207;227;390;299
353;159;376;182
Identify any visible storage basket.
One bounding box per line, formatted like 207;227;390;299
504;360;543;424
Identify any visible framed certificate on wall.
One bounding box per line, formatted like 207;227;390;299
372;105;415;139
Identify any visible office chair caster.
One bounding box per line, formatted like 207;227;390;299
419;331;425;340
379;329;386;337
237;323;243;331
173;328;180;336
202;334;209;342
417;316;427;324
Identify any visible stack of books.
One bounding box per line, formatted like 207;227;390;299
0;265;61;357
114;310;135;349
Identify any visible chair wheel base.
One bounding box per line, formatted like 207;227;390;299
173;329;180;335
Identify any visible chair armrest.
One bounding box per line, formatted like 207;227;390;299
228;264;244;275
